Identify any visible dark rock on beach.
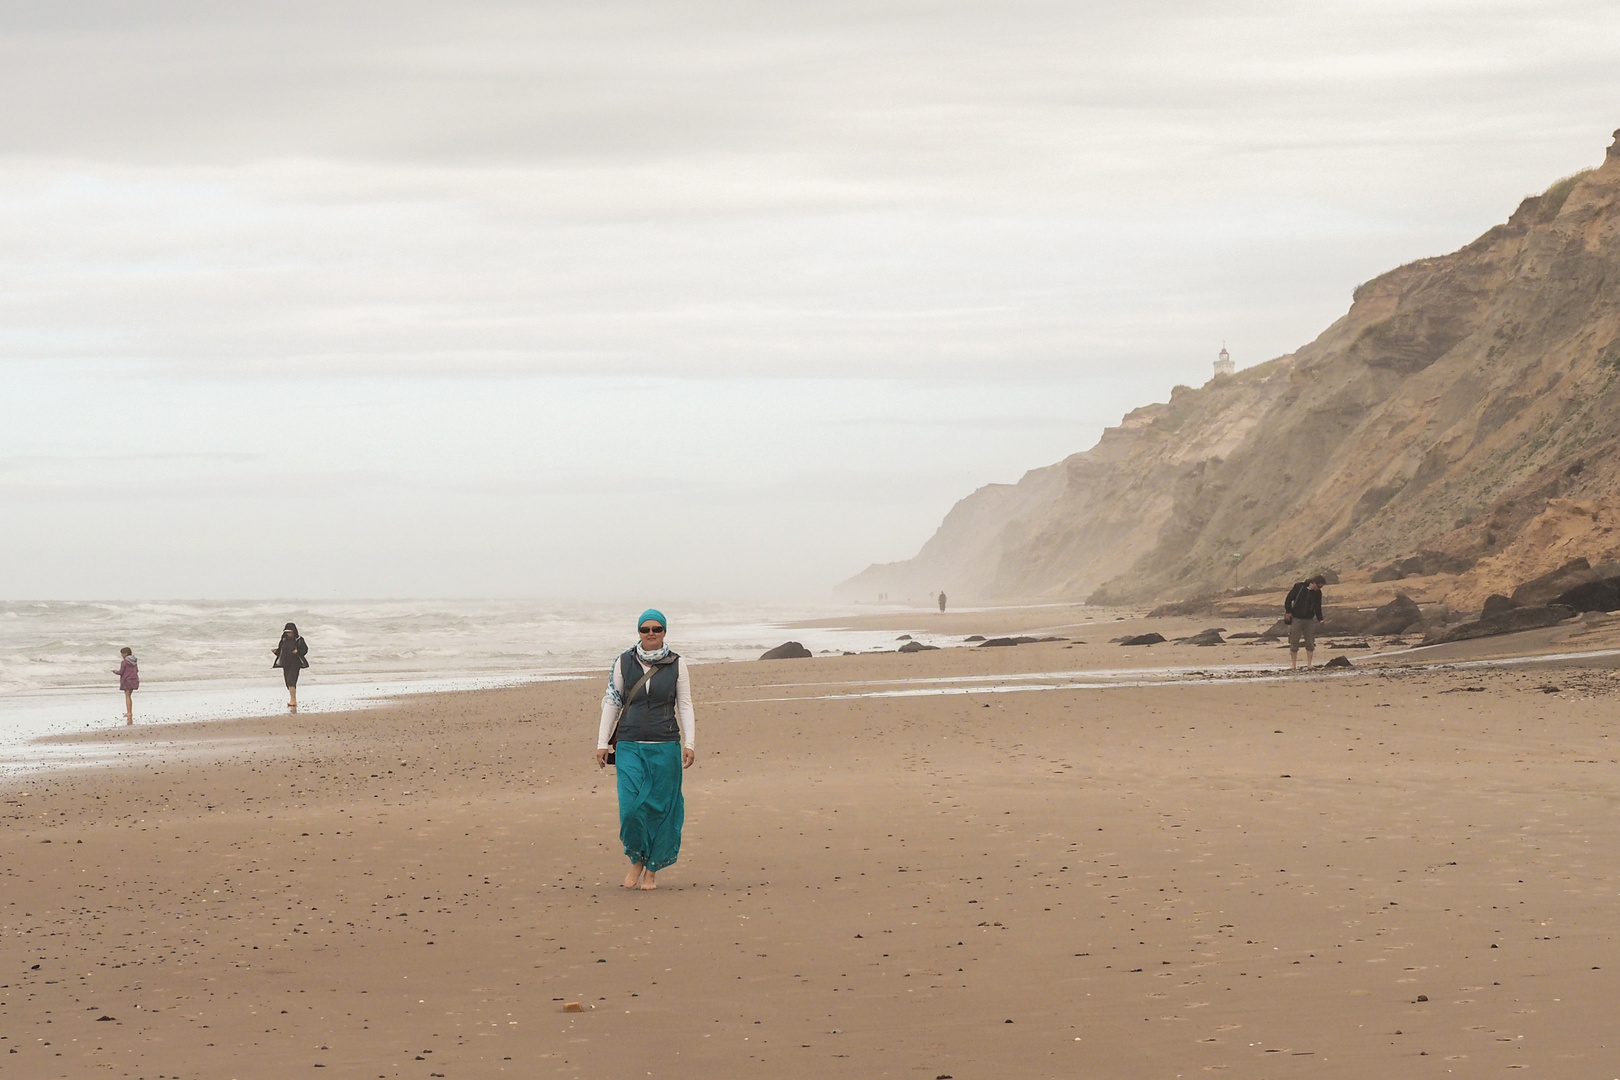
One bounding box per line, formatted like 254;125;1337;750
1323;655;1353;668
1481;593;1519;619
1146;595;1217;618
1180;628;1226;646
1510;559;1596;607
1437;605;1578;644
759;641;814;660
897;641;939;653
963;635;986;642
1363;594;1422;637
1118;632;1166;646
1369;550;1476;582
1319;608;1373;636
1554;575;1620;613
977;635;1063;647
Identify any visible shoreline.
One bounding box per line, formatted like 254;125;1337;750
11;604;1619;769
4;607;1619;1076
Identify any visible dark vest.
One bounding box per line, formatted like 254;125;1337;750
614;649;681;743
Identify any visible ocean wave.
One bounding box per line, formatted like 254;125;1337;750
0;598;897;697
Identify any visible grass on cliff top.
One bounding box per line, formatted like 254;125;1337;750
1537;168;1595;218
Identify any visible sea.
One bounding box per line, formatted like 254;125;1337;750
0;598;915;773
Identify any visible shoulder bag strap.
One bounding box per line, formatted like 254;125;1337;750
608;656;676;747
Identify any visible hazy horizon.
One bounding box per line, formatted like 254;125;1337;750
5;2;1618;600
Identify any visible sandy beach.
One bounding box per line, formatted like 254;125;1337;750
5;610;1620;1078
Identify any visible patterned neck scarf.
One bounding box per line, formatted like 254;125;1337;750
636;644;671;663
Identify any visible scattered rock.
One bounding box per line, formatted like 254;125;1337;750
1329;641;1371;649
1147;595;1216;618
1180;628;1226;646
563;1002;585;1013
1481;593;1518;619
1323;655;1353;668
897;641;939;653
1363;594;1422;636
963;635;986;642
1319;608;1373;636
1554;575;1620;613
977;635;1063;647
759;641;813;660
1228;631;1262;639
1437;605;1579;644
1510;558;1596;607
896;634;913;640
978;637;1022;647
1369;551;1475;582
1118;633;1166;646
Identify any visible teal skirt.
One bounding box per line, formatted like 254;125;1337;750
616;741;684;872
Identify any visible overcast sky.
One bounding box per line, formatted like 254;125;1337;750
3;1;1617;601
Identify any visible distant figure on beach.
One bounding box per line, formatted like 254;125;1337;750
938;591;947;613
595;608;695;891
113;647;139;724
272;622;309;711
1284;575;1328;670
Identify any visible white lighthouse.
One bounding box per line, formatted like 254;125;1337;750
1213;344;1234;377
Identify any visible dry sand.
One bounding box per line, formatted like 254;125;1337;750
5;613;1620;1078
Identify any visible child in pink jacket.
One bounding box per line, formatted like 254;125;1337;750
114;647;139;724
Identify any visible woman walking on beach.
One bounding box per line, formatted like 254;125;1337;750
595;609;695;890
272;622;309;711
113;647;139;724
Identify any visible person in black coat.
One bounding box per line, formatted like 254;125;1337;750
1283;576;1327;670
272;622;310;711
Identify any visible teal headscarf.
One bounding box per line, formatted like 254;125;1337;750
638;608;667;631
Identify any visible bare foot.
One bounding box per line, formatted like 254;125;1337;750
639;870;658;890
622;864;645;889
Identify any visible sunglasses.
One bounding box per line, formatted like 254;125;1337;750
639;625;665;634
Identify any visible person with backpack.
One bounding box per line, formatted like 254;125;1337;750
272;622;309;711
595;609;696;890
1283;575;1328;670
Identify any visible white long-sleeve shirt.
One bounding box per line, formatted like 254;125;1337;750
598;655;695;750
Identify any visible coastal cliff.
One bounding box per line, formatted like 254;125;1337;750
841;130;1620;608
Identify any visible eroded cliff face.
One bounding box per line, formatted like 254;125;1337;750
841;130;1620;608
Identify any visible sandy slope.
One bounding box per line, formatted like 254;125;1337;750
4;622;1620;1078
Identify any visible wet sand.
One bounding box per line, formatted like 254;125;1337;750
5;616;1620;1078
